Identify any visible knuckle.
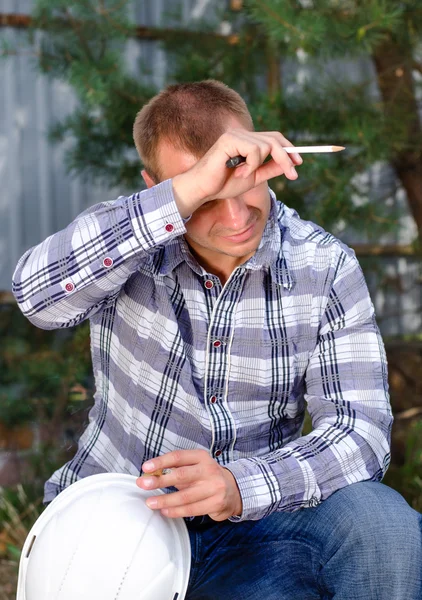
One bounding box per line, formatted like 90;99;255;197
215;479;226;494
216;497;226;512
213;513;226;522
172;450;183;463
156;497;165;509
180;490;191;505
210;463;222;478
221;130;235;143
175;467;187;482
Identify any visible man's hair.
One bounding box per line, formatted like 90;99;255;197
133;80;254;182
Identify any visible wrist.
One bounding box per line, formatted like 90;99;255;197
172;172;205;219
223;467;243;517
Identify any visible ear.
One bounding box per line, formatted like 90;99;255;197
141;169;156;189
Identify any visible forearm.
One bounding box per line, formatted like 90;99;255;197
12;180;185;329
225;402;392;521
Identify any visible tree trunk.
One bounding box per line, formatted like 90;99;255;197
373;37;422;241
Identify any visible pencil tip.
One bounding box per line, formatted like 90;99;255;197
333;146;345;152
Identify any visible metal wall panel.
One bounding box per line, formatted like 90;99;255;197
0;0;420;336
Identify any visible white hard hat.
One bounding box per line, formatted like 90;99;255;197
16;473;191;600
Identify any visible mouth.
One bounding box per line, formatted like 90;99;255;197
221;221;257;243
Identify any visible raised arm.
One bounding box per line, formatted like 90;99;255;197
12;180;186;329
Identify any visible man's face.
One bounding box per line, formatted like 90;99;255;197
151;120;271;268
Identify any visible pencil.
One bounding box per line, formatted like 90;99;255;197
225;146;345;168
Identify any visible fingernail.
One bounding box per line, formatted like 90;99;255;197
142;478;154;488
290;166;298;177
293;153;303;164
161;509;169;516
143;461;155;471
146;497;158;508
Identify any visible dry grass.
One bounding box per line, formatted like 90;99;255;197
0;485;43;600
0;560;17;600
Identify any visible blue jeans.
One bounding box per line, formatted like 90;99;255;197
185;482;422;599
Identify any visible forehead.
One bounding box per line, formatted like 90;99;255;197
156;115;251;180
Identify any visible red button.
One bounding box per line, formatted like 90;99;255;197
165;223;174;233
204;280;214;289
213;340;221;348
103;257;113;268
210;396;217;404
214;449;222;457
65;282;74;293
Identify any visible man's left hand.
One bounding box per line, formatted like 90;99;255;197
136;449;242;521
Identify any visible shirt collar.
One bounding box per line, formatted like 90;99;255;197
155;187;294;291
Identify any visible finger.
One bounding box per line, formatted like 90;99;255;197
142;449;211;473
137;464;202;491
258;135;299;178
237;133;295;180
227;140;270;179
290;152;303;166
145;485;213;511
253;157;297;185
263;131;303;166
267;146;298;180
160;498;220;519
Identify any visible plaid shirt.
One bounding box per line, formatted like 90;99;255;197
12;179;392;521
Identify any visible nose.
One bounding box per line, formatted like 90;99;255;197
218;197;251;232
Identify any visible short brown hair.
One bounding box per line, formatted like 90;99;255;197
133;80;254;182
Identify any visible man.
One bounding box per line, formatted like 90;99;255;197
13;80;421;599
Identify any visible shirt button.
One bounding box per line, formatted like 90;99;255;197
65;282;75;293
213;340;221;348
165;223;174;233
210;396;217;404
103;257;113;268
214;449;222;457
204;279;214;289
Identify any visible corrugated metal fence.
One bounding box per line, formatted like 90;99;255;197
1;0;421;336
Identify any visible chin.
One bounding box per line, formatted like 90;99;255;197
222;242;259;259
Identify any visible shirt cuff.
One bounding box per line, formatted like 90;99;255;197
224;457;282;521
225;454;322;521
127;179;187;249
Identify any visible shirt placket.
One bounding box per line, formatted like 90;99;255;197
204;268;246;464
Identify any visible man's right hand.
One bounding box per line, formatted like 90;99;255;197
172;129;303;218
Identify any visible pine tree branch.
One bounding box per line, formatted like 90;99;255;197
0;12;234;43
63;7;95;63
97;0;128;17
248;0;305;38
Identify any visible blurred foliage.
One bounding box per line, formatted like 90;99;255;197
0;302;92;432
245;1;416;57
384;419;422;513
